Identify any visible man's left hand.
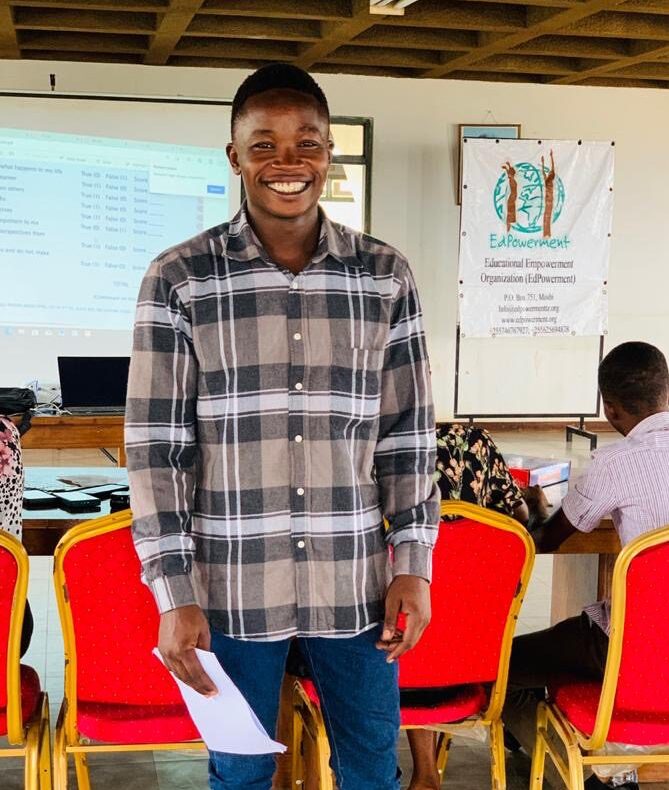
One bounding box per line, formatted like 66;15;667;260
376;574;431;663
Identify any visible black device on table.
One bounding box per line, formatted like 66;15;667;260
52;491;101;512
110;489;130;512
78;483;128;500
23;490;59;509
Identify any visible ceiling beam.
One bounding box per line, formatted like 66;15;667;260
551;38;669;82
293;0;382;69
447;69;550;83
350;24;477;51
553;10;669;39
418;0;632;78
0;1;20;58
9;0;167;9
21;48;142;62
144;0;204;65
467;53;582;74
198;0;351;21
511;34;630;58
324;44;444;68
13;7;157;32
17;30;150;52
578;75;668;86
617;0;669;13
313;62;420;77
386;1;526;32
184;16;321;41
174;37;297;60
168;55;272;68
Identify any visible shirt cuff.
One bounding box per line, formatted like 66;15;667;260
392;542;433;583
148;573;198;614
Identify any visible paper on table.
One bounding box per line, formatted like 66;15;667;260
153;648;286;755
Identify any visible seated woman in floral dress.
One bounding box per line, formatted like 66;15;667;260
0;415;33;656
407;422;532;790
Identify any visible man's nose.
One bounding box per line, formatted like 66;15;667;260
273;147;301;167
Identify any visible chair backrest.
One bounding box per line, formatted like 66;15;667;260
0;530;29;743
54;513;183;709
398;502;534;713
591;525;669;747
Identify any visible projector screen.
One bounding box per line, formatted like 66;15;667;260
0;94;240;389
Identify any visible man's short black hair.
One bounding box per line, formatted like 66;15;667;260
231;64;330;134
598;341;669;415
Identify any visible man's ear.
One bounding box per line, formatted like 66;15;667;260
226;142;241;175
603;398;621;423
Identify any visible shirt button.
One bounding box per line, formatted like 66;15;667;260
297;540;306;549
293;332;302;341
294;434;303;443
291;280;299;290
294;382;303;391
297;487;305;496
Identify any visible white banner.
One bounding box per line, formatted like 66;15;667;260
458;139;614;338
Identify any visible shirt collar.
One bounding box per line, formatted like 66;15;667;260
224;202;362;268
626;410;669;440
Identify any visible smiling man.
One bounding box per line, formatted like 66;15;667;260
125;65;439;789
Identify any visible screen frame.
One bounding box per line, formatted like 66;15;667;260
0;90;373;232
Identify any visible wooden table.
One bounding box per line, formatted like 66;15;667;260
19;415;126;466
22;466;128;555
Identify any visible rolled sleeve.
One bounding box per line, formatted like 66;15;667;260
562;453;617;534
374;262;440;582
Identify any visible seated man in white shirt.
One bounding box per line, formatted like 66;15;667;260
503;341;669;790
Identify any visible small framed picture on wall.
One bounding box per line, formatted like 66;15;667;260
458;123;521;204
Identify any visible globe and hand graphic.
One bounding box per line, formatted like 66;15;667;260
493;161;565;234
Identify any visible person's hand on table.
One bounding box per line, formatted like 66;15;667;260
521;484;551;522
376;574;431;663
158;604;218;696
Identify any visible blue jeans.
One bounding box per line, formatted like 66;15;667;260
208;625;400;790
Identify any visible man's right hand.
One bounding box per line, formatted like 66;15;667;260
158;604;218;697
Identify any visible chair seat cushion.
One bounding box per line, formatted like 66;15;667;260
77;700;200;744
0;665;42;736
299;679;488;728
400;683;488;726
550;677;669;746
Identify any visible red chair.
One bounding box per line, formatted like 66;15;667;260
52;511;204;790
0;529;51;789
532;524;669;789
292;500;535;789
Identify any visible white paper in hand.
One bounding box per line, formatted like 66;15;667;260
153;647;286;755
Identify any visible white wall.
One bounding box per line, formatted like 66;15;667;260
1;59;667;420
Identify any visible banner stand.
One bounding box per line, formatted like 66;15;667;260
453;326;604;449
454;137;614;451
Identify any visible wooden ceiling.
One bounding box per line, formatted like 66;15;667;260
3;0;669;88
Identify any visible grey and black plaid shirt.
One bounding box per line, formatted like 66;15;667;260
126;204;439;640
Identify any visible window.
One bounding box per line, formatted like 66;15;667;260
322;118;373;234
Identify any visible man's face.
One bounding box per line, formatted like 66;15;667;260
227;89;332;222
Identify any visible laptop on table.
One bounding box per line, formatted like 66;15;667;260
57;356;130;415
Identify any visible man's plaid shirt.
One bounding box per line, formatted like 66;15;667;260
126;204;439;640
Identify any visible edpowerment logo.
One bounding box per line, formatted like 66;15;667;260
489;150;570;250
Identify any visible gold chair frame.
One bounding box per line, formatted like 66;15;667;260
0;529;52;789
292;500;535;790
52;511;205;790
532;524;669;790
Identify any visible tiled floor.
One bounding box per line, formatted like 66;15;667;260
2;431;668;788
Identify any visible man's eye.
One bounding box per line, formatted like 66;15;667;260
253;142;273;150
299;140;320;148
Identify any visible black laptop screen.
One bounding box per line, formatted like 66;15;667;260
58;357;130;409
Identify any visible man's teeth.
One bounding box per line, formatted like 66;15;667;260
267;181;308;194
